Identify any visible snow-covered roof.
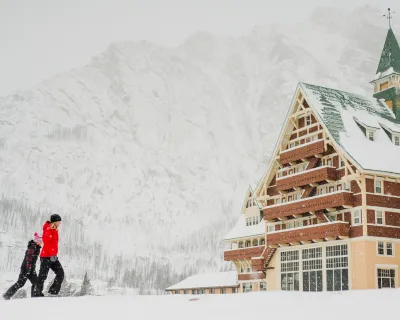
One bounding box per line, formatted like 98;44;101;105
224;214;265;241
300;82;400;175
166;271;238;290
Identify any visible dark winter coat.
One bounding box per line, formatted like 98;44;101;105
21;240;41;275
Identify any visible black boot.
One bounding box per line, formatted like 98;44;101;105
2;293;10;300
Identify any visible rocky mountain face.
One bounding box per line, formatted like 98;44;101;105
0;6;391;290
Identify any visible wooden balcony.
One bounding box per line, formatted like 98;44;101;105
276;166;337;191
267;221;350;246
251;258;265;272
238;273;266;281
263;191;354;220
279;140;325;165
224;246;265;261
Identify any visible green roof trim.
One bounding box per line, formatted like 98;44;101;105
376;28;400;74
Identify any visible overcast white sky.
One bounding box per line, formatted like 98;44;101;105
0;0;397;95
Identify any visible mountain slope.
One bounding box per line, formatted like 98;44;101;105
0;5;392;288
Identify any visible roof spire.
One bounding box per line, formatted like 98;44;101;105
383;8;395;29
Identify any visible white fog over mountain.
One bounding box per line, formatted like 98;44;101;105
0;6;394;291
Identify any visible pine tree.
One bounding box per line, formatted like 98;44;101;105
59;278;75;297
78;272;94;296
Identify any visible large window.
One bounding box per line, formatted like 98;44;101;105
302;248;323;292
326;244;349;291
243;283;252;293
281;250;300;291
377;269;396;288
378;241;394;256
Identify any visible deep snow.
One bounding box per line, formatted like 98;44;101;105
1;290;399;320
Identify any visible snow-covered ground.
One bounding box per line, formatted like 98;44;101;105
1;290;399;320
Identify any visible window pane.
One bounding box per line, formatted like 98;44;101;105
327;270;333;291
310;271;316;292
382;278;390;288
317;271;323;292
303;272;309;292
334;269;341;291
294;273;299;291
281;274;287;291
342;269;349;291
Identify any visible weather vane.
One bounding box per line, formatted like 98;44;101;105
384;8;395;28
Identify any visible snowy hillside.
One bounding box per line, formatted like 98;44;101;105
0;5;395;289
1;290;400;320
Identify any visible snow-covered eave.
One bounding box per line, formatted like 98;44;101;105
353;116;380;130
370;67;400;82
379;122;400;135
223;232;265;242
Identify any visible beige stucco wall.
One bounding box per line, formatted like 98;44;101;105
265;251;279;290
351;239;400;290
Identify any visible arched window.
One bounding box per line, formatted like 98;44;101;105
252;239;259;246
238;241;244;248
260;238;265;246
245;240;251;248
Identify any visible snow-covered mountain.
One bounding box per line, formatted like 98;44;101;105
0;5;393;289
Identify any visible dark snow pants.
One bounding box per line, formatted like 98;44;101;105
4;270;37;298
35;257;64;296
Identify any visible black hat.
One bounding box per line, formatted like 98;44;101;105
50;214;62;223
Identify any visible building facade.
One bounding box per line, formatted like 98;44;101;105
224;26;400;293
166;271;239;295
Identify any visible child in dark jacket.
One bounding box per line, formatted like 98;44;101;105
2;233;42;300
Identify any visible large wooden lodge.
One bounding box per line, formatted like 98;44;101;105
168;25;400;294
223;25;400;292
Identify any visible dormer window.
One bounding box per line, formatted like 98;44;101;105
394;135;400;146
367;130;375;141
354;117;379;141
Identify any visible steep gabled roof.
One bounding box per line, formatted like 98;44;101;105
376;28;400;75
300;82;400;175
255;82;400;198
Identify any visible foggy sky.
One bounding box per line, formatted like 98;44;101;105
0;0;397;95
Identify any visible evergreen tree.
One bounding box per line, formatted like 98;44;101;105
78;272;94;296
59;278;75;297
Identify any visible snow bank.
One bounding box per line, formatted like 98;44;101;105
1;290;400;320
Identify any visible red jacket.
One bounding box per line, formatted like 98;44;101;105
40;221;59;257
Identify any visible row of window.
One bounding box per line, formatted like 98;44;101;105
281;245;349;292
237;238;265;249
353;209;385;225
287;133;319;150
242;282;266;292
277;155;345;180
365;128;400;146
245;216;261;226
182;287;237;295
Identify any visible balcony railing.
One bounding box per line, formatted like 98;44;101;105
267;221;350;245
276;166;337;191
263;191;354;220
223;246;265;261
279;140;325;165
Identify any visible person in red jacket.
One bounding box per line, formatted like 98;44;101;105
34;214;64;297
